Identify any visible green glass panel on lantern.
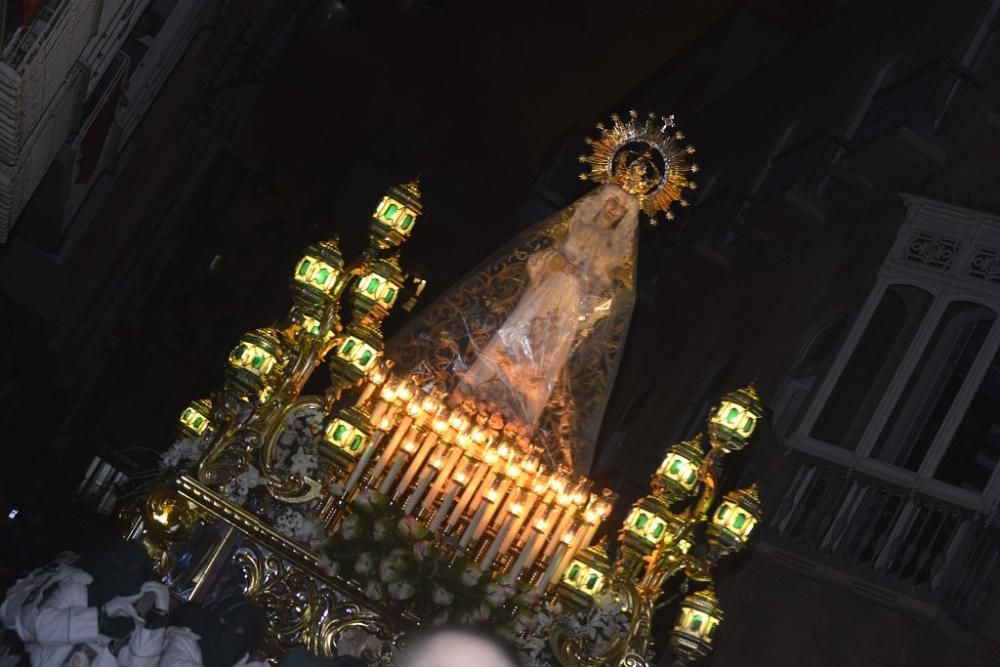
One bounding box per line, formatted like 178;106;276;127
585;573;599;590
332;424;347;442
401;214;413;230
671;588;724;664
315;268;330;285
383;288;396;304
181;408;192;421
251;353;264;369
733;513;746;530
669;458;682;475
708;385;763;453
349;434;364;452
384;203;399;220
690;614;703;632
716;505;729;520
652;522;665;539
366;278;380;295
635;512;648;529
298;259;310;276
707;484;761;557
567;564;581;581
225;328;284;399
359;350;373;366
341;339;356;356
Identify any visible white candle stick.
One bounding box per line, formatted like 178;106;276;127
536;539;569;591
429;484;460;533
544;503;576;559
474;479;511;540
449;464;490;527
503;493;537;553
343;431;383;494
396;433;438;499
509;526;542;580
459;498;492;548
370;414;411;479
403;468;435;515
482;508;518;569
378;452;407;495
422;444;463;513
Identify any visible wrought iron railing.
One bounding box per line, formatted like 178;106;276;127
852;59;980;148
765;451;1000;626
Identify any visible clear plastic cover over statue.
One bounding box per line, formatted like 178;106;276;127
388;184;639;475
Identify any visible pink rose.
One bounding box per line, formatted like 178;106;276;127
397;516;428;540
412;540;430;562
364;580;384;601
338;514;362;540
355;552;376;576
460;565;482;587
354;488;384;512
388;582;416;601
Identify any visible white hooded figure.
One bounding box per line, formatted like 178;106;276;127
0;555;137;667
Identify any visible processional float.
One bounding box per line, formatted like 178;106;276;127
132;112;764;666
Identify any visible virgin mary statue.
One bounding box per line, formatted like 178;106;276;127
388;184;639;474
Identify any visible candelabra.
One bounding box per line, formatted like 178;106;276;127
133;114;765;667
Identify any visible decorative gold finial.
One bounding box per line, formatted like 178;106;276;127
579;111;697;224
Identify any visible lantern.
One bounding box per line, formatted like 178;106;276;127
671;587;723;664
707;384;763;453
557;537;611;606
369;180;423;249
178;398;212;437
225;328;286;402
328;321;384;387
290;238;345;309
707;483;761;559
652;435;706;501
323;406;374;468
351;254;405;322
620;494;685;572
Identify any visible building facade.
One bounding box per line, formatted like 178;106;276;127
554;1;1000;664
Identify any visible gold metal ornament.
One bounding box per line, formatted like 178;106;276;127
579;110;697;223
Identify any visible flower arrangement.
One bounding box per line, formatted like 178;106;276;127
321;488;523;625
319;488;628;666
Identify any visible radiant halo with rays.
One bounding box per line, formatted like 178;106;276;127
578;110;698;225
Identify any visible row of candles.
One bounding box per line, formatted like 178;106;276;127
335;372;615;591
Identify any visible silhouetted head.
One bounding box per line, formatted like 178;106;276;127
394;626;523;667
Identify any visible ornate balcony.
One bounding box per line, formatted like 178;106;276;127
842;60;980;191
763;451;1000;627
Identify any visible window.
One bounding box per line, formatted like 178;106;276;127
794;196;1000;506
869;302;995;470
934;345;1000;491
810;285;932;449
772;313;848;438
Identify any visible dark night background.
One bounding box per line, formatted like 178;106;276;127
3;0;1000;664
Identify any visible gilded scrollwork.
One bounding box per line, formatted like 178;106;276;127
233;542;401;663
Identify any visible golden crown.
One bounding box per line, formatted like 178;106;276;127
578;110;698;224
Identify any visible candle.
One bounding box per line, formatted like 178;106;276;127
476;478;511;539
419;453;447;513
536;537;570;591
459;497;492;548
343;431;383;494
473;486;503;541
449;459;490;527
378;451;408;495
396;432;438;499
423;444;464;512
369;399;388;425
552;530;579;585
543;496;577;559
429;483;461;533
503;492;537;553
403;468;435;515
509;522;544;580
482;505;519;569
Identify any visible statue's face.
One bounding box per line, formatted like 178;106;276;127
598;196;629;229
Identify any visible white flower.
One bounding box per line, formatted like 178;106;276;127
431;585;454;606
289;447;318;477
